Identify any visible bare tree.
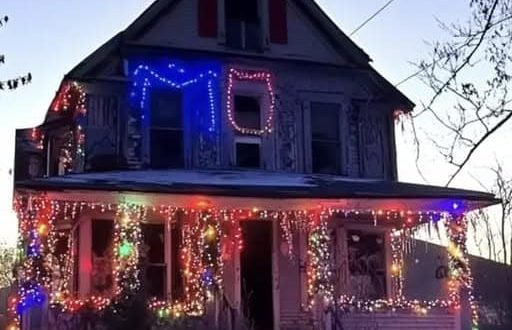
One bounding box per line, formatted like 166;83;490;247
469;163;512;264
411;0;512;186
1;15;32;91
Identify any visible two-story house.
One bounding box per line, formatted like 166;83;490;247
11;1;498;329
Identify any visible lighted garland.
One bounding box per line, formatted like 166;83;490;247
446;215;479;330
12;195;477;326
9;195;54;330
226;68;276;135
31;128;44;150
306;210;334;308
390;229;405;299
113;204;143;297
338;295;457;315
52;81;87;115
44;81;88;173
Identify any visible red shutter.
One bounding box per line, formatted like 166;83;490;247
198;0;218;38
269;0;288;44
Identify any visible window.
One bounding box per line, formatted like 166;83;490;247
236;137;261;168
310;102;342;175
91;220;114;296
171;222;184;300
233;95;262;168
225;0;261;50
346;230;386;299
235;95;261;130
150;90;184;168
141;224;166;299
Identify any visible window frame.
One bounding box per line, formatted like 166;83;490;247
229;87;269;169
148;89;186;169
336;225;393;299
234;135;262;168
79;215;183;301
220;0;268;51
304;98;347;175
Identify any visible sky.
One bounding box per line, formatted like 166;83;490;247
0;1;510;249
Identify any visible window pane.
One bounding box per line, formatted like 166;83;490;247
142;224;165;264
142;224;166;299
171;223;184;300
226;19;243;49
235;96;261;130
245;22;262;51
150;129;184;169
225;0;258;21
236;143;261;168
146;266;166;299
347;230;386;299
312;141;339;174
311;102;339;140
151;90;183;128
91;220;114;296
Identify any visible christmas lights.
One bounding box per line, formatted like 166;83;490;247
11;193;477;327
226;68;276;135
390;229;405;299
446;215;479;329
130;61;220;134
338;295;457;314
52;82;87;115
307;210;334;308
31;128;45;150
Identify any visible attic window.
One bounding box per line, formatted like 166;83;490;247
225;0;262;51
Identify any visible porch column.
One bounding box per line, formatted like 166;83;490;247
446;214;479;330
389;229;405;300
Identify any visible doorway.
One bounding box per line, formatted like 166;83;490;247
240;221;274;330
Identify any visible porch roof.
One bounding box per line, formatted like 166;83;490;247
16;170;499;212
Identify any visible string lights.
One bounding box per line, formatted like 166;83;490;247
446;215;480;330
11;193;478;327
390;229;405;299
51;81;87;115
226;68;276;135
307;210;334;308
131;61;219;134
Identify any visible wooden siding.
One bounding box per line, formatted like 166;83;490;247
338;312;457;330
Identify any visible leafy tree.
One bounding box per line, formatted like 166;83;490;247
1;15;31;91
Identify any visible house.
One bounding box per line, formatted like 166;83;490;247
10;0;499;329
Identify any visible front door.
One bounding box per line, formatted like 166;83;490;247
240;221;274;330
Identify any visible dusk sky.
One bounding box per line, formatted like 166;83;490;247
0;0;510;246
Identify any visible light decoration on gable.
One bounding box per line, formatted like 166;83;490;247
31;128;45;150
52;81;87;115
226;68;276;136
10;194;480;327
131;62;220;134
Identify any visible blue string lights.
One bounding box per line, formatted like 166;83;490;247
130;60;220;134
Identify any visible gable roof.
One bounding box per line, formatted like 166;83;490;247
65;0;413;109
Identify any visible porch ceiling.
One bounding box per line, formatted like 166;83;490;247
16;170;499;212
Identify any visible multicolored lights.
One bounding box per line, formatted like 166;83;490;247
226;68;276;135
11;194;479;328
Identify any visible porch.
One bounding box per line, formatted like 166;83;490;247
9;170;498;330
